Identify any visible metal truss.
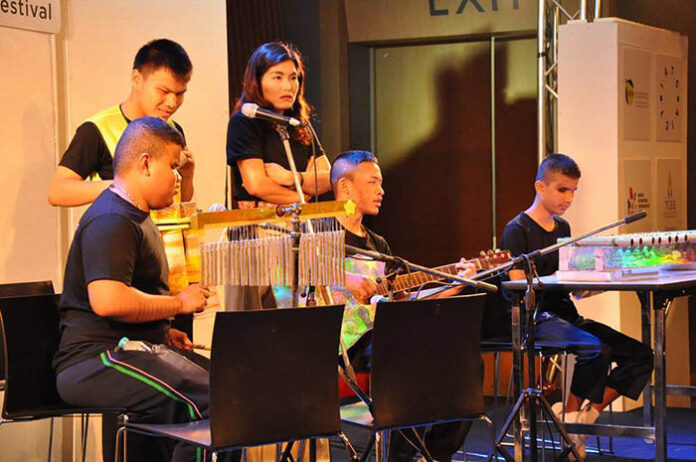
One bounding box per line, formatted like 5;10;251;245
537;0;603;163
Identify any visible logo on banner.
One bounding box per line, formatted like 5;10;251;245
625;79;635;105
662;170;677;219
627;186;649;216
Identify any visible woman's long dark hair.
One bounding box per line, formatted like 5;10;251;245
234;42;312;145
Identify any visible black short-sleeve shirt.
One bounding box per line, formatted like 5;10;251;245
54;189;170;373
60;122;116;180
59;110;185;180
226;111;312;202
344;225;399;275
500;212;579;323
345;226;391;256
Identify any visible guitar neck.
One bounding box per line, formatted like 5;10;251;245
375;262;470;296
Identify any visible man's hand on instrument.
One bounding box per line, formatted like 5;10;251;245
264;163;295;187
345;272;378;304
178;148;195;180
176;283;210;314
455;259;477;279
421;260;476;300
167;327;194;350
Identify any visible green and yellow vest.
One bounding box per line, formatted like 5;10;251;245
85;105;179;181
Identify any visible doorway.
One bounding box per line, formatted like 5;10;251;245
351;37;539;266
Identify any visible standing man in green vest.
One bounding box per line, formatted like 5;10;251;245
48;38;195;206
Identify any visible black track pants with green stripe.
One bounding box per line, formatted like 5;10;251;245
57;346;222;462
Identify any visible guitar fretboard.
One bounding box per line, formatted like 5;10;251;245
375;262;474;296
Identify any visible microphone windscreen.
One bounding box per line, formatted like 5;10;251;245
241;103;258;118
624;210;647;224
209;203;227;212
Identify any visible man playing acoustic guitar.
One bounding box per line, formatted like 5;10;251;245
331;150;501;462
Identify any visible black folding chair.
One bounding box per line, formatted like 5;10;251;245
340;294;496;461
118;305;358;461
0;293;124;461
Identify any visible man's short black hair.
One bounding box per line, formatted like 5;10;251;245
114;117;184;175
133;39;192;80
536;153;581;182
330;150;378;189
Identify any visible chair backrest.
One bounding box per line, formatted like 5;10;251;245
209;305;344;448
0;281;54;298
0;281;55;384
370;294;486;431
0;293;65;419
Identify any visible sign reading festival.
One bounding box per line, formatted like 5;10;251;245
0;0;60;34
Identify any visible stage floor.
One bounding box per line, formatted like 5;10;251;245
335;401;696;461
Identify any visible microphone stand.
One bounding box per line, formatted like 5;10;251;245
489;211;647;462
274;125;361;461
274;124;364;392
345;245;498;293
306;120;324;204
274;125;307;308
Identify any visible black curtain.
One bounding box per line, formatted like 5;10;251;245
227;0;284;113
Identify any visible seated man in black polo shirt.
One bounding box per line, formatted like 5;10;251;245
500;153;653;459
53;117;223;462
331;150;476;462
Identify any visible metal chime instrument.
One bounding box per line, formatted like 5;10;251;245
189;201;355;298
199;214;346;288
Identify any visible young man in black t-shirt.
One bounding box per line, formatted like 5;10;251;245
54;118;220;462
48;39;196;207
331;150;476;462
500;153;653;459
331;151;391;302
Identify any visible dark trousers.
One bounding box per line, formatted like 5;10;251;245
388;420;474;462
387;357;484;462
57;346;235;462
535;313;653;403
100;348;212;462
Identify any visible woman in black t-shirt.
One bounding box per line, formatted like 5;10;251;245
226;42;331;207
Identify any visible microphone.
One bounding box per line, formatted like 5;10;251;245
624;210;647;224
241;103;303;127
345;245;400;264
209;203;227;212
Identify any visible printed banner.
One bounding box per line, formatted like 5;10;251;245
0;0;60;34
345;0;535;43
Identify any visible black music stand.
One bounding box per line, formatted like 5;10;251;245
488;258;582;462
341;294;496;461
119;305;358;460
